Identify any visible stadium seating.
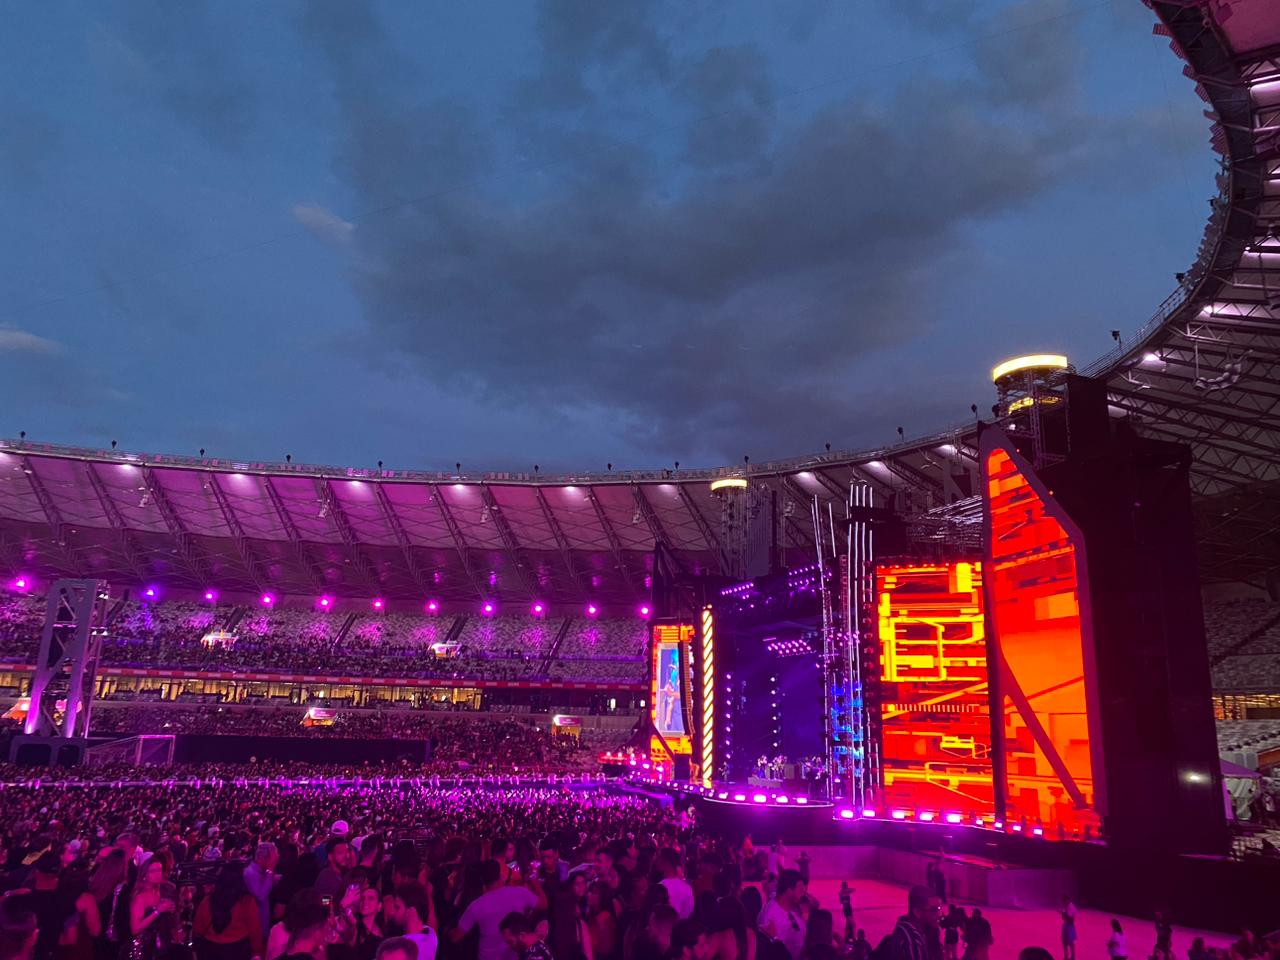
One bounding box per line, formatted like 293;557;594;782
0;592;646;684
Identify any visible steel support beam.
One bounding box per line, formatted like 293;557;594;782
20;456;76;571
374;484;432;596
480;485;538;600
207;474;267;591
430;485;488;599
535;487;586;597
587;487;638;596
678;486;728;574
141;468;211;586
316;479;377;590
263;478;326;591
83;464;151;583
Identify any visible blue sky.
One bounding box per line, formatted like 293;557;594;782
0;0;1214;472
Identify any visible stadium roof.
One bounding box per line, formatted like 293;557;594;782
0;0;1277;600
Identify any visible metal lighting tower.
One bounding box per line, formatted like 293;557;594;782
24;579;112;740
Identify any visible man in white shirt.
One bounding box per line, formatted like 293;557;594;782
452;860;546;960
385;882;439;960
760;870;807;960
656;848;695;920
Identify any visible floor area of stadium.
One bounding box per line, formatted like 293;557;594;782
806;877;1236;960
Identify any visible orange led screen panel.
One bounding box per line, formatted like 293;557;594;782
877;562;994;814
983;439;1101;835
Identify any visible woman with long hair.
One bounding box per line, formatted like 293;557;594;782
799;910;839;960
127;859;177;960
267;892;325;960
586;881;617;960
192;865;264;960
351;887;384;960
88;851;130;960
1107;920;1127;960
55;865;102;960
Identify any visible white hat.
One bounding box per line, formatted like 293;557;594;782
331;820;350;836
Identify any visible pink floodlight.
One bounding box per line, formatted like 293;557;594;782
861;808;877;818
203;589;217;603
319;596;333;609
531;602;545;616
143;586;158;599
260;593;275;607
752;794;767;804
13;577;29;592
585;603;598;617
839;809;856;820
372;598;385;611
639;605;651;617
425;600;439;614
482;602;495;616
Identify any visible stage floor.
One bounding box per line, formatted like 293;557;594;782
806;876;1240;960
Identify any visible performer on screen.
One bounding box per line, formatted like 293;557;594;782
658;656;681;732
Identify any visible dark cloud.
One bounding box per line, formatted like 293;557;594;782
890;0;979;33
290;0;1162;459
112;1;257;149
971;0;1081;108
517;0;674;110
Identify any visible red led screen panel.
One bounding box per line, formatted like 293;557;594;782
984;441;1100;835
877;562;994;814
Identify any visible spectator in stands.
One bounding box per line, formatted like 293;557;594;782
656;851;695;922
383;884;437;960
243;843;278;936
888;886;941;960
0;898;37;960
1106;921;1127;960
961;910;991;960
1058;897;1076;960
453;859;544;960
192;866;264;960
760;871;807;960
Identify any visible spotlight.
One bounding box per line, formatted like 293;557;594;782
482;602;495;616
260;593;275;607
531;602;545;616
203;590;217;603
945;813;963;824
861;809;877;818
839;809;855;820
585;603;598;617
13;577;28;591
319;596;333;609
143;586;158;600
425;600;439;613
639;605;651;618
752;794;767;803
372;598;385;611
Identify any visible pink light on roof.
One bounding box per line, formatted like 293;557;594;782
639;605;651;617
203;590;217;602
13;577;29;592
531;602;545;616
319;596;332;609
585;603;598;617
143;586;157;599
425;600;439;613
372;598;385;611
482;602;495;615
260;593;275;607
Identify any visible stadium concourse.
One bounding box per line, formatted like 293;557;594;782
3;2;1280;960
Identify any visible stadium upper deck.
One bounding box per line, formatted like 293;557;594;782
0;0;1277;602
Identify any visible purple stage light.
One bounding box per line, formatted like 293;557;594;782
13;577;28;591
733;794;746;802
919;812;935;822
752;794;767;804
946;813;963;824
839;809;855;820
585;603;598;617
203;589;217;602
260;593;275;607
776;795;789;804
143;586;157;599
531;602;545;616
861;808;877;818
482;602;495;616
638;605;651;617
891;810;908;820
372;598;385;611
319;596;332;609
425;600;439;613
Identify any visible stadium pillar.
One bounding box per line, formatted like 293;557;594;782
14;580;111;765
